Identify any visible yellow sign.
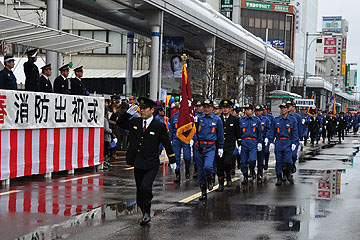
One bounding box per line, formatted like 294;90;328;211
342;64;346;75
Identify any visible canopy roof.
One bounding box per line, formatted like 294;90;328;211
0;14;111;54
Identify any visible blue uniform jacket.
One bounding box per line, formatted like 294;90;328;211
264;113;274;126
239;115;262;144
270;114;299;145
290;112;303;141
258;115;270;139
0;68;17;90
193;113;224;149
155;114;165;125
169;112;180;141
301;113;311;129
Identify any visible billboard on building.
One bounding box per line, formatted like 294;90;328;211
221;0;233;12
324;47;336;55
322;16;342;33
324;38;336;45
349;70;357;87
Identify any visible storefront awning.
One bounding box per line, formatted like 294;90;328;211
82;69;150;79
0;14;111;54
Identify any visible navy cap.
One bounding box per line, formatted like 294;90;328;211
73;66;83;72
26;49;37;56
244;103;254;110
138;97;157;108
220;100;233;108
195;100;202;106
279;102;289;108
286;100;296;107
4;55;15;62
59;64;70;71
213;104;220;109
255;105;264;111
41;64;51;71
202;99;213;106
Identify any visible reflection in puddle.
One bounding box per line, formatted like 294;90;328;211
316;170;343;200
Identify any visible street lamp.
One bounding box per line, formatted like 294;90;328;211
303;32;335;98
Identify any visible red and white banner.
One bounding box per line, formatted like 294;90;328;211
0;127;104;180
0;90;104;130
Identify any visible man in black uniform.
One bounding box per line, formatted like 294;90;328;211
24;49;40;91
337;112;346;143
326;112;337;143
71;66;88;95
39;64;53;93
215;100;241;192
0;55;17;90
308;113;320;146
117;97;176;226
54;64;70;94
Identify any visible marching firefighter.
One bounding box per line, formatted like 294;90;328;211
215;100;241;192
326;112;337;142
301;108;311;146
269;103;298;186
254;105;270;183
308;109;320;146
169;111;192;183
193;99;224;200
263;106;274;170
239;104;262;184
286;100;303;173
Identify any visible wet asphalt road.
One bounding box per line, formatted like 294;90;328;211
1;134;360;240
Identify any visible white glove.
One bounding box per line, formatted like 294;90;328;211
257;143;262;152
170;163;176;170
127;105;138;115
113;137;118;144
291;144;296;151
299;141;304;147
218;149;223;158
189;139;194;147
238;146;241;153
264;138;269;146
302;119;305;125
31;51;38;58
269;143;274;151
194;116;198;123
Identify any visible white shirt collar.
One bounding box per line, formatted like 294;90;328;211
43;75;49;80
61;75;67;80
76;77;81;81
143;116;153;128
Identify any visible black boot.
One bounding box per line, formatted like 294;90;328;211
185;168;190;179
285;170;294;184
264;153;269;170
212;173;216;184
275;174;282;186
226;173;232;187
216;177;224;192
199;184;207;200
250;168;256;180
257;171;263;184
291;163;297;174
207;177;213;191
174;169;180;183
140;202;151;226
241;173;248;184
193;165;198;179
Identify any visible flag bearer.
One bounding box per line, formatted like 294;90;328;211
215;100;241;192
254;105;270;183
169;111;192;183
269;103;298;186
239;104;262;185
193;99;224;200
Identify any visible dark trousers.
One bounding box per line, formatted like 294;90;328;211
134;166;158;213
327;130;335;142
338;129;345;141
104;141;109;158
216;152;233;177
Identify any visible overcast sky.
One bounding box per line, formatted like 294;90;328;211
318;0;359;71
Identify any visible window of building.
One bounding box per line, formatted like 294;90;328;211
93;31;107;54
279;20;285;30
267;19;273;29
273;20;279;30
108;31;121;54
317;39;322;43
249;18;255;27
261;18;267;28
255;18;261;28
121;34;127;54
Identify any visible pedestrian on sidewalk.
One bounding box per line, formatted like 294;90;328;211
117;97;176;226
104;108;112;168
